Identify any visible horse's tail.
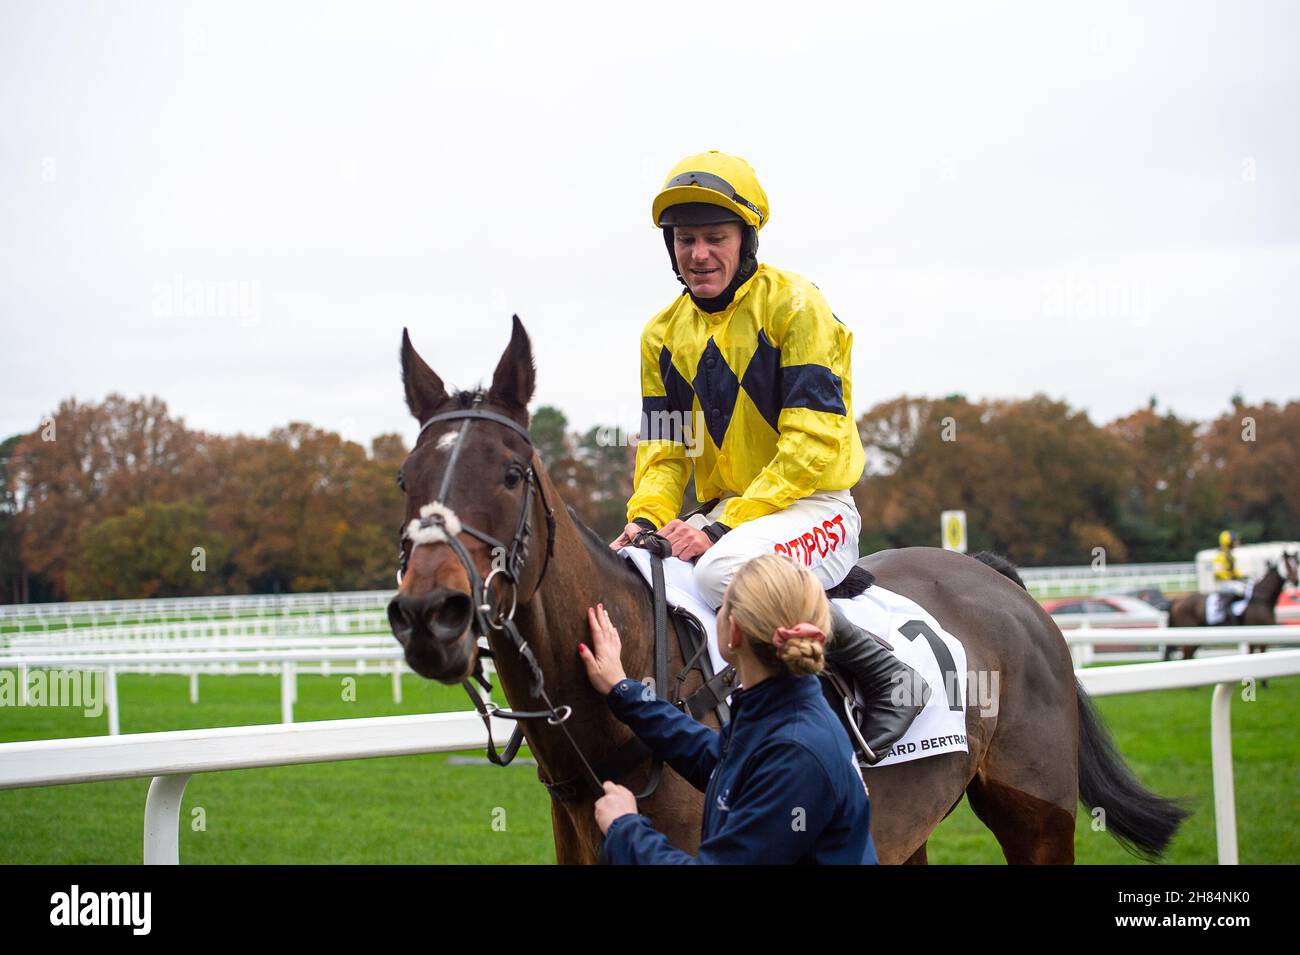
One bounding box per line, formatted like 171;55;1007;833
1075;679;1192;858
970;550;1192;858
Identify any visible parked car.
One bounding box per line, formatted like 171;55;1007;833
1119;588;1171;613
1041;594;1166;629
1275;588;1300;625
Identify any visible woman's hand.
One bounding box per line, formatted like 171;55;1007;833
594;781;638;834
578;603;628;696
608;522;643;550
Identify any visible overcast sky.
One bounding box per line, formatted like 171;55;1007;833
2;0;1297;450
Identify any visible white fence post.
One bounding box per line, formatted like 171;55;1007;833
144;774;191;865
391;661;402;704
106;667;120;736
189;670;199;704
280;662;295;724
1210;683;1238;865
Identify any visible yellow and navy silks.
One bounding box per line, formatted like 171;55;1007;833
1212;548;1243;582
626;263;866;531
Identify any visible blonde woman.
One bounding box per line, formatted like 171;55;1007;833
578;553;878;864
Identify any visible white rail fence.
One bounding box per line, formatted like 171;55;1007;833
1064;624;1300;665
0;650;1296;864
1021;562;1198;598
1;610;389;641
0;710;515;864
0;591;393;630
2;646;411;734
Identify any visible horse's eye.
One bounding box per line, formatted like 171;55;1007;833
505;466;523;489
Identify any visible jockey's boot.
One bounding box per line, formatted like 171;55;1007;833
825;602;931;765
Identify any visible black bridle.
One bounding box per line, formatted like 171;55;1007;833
396;402;620;798
394;399;731;804
398;406;558;597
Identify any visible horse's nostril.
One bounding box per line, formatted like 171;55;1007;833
430;592;473;639
387;598;413;644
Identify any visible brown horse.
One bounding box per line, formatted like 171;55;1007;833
388;317;1189;864
1165;553;1298;661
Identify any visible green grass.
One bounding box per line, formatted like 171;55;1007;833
1;670;1296;863
0;672;555;864
926;674;1299;864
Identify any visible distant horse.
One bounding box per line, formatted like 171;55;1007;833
1164;552;1298;661
387;317;1189;864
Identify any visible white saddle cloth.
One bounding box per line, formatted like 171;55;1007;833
619;548;970;767
1207;581;1253;625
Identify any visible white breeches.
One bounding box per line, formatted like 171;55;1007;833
687;488;862;610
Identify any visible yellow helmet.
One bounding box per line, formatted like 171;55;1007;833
651;151;770;231
1219;530;1237;549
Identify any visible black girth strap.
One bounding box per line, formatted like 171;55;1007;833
651;551;670;704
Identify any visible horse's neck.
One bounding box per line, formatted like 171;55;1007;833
490;488;656;790
1242;566;1274;605
1252;568;1283;606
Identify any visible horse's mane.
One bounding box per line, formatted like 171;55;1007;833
971;550;1027;590
449;387;487;408
567;505;642;580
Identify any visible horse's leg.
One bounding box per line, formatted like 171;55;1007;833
962;652;1078;864
965;773;1075;864
550;803;599;865
862;751;976;864
902;842;928;865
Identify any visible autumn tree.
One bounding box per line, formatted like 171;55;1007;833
9;395;200;596
855;394;1129;565
1198;399;1300;545
66;500;233;600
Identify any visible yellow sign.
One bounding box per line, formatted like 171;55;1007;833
941;510;967;553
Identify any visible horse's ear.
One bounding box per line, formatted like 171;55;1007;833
401;328;447;423
487;315;536;413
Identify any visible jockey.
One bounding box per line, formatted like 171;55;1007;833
1212;529;1247;600
608;150;926;762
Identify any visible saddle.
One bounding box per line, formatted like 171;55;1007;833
1207;583;1251;626
624;506;930;769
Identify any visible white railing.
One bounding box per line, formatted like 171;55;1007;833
1077;649;1300;866
0;591;393;627
1062;624;1300;665
0;650;1295;865
1022;561;1196;582
1052;610;1168;629
0;635;398;657
1021;562;1198;599
1055;608;1300;631
1;647;409;733
0;710;517;864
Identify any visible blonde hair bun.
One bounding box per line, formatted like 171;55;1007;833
724;553;833;678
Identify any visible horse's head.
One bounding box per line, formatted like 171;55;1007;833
387;316;551;683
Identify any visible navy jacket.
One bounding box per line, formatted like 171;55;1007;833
600;673;878;864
